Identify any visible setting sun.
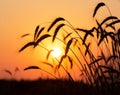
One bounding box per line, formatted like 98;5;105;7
51;47;61;58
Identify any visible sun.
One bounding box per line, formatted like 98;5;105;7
51;47;61;58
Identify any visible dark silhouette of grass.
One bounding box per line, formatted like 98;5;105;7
93;2;105;17
47;17;65;32
4;70;12;76
52;23;65;42
0;79;119;95
19;2;120;95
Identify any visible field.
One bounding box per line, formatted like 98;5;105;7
0;79;119;95
1;2;120;95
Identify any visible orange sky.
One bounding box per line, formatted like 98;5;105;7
0;0;120;80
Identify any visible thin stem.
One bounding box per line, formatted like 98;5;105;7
40;68;57;79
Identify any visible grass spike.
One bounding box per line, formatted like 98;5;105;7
24;66;40;71
47;17;65;32
21;33;30;38
4;70;12;76
68;56;73;69
93;2;105;17
34;34;51;47
34;25;40;40
65;38;73;56
46;50;53;60
19;42;35;52
36;27;45;40
52;24;65;42
63;32;72;40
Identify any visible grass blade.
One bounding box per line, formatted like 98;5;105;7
24;66;40;71
100;65;120;74
35;34;51;47
96;20;105;42
100;16;118;26
85;43;91;56
106;55;118;63
19;42;35;52
68;56;73;69
58;55;66;68
89;57;103;66
42;61;53;68
65;39;73;56
21;33;30;38
4;70;12;76
47;17;65;32
76;28;94;44
98;32;114;46
73;38;78;47
36;27;45;39
52;24;65;42
63;32;72;40
93;2;105;17
15;67;19;73
66;71;74;81
34;25;40;40
106;20;120;28
46;50;53;60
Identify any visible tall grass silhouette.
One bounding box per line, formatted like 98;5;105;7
19;2;120;94
2;67;20;79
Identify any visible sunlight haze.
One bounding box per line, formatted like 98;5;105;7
0;0;120;80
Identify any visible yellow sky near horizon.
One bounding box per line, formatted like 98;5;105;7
0;0;120;80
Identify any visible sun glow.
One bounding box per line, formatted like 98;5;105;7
51;47;61;58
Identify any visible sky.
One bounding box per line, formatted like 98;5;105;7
0;0;120;80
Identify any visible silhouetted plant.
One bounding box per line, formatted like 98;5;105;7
3;67;20;79
19;2;120;94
